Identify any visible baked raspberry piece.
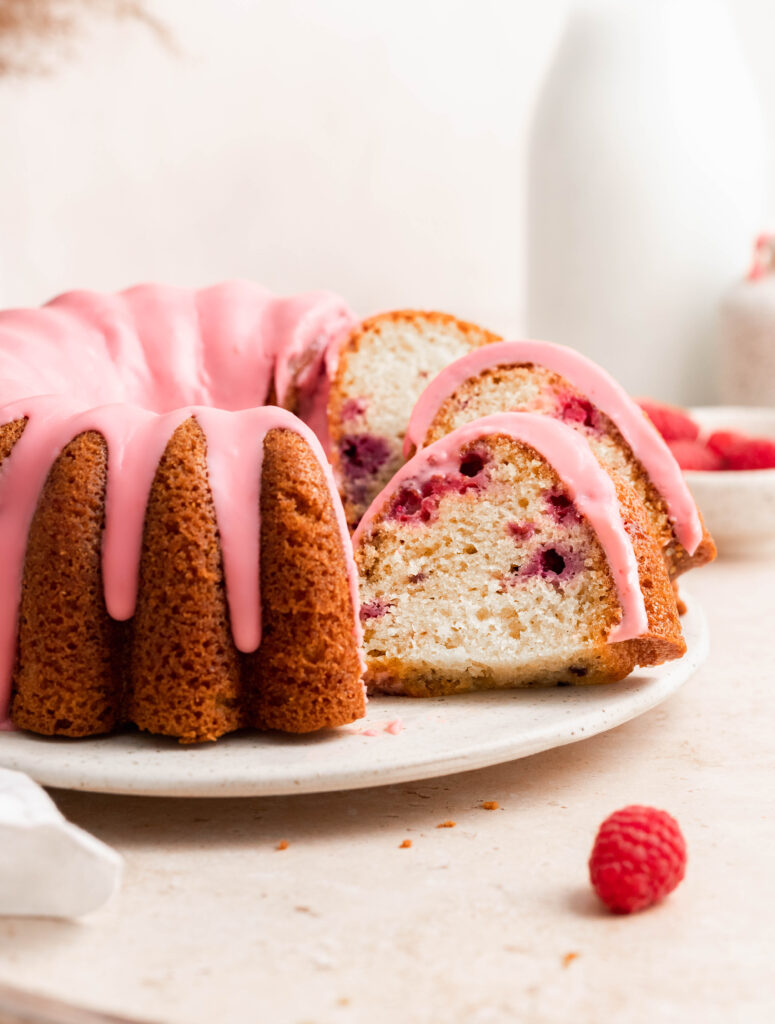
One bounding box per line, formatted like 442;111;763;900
359;600;392;621
558;393;601;431
589;805;687;914
340;397;368;422
637;399;700;443
515;544;582;584
707;431;775;470
507;521;536;541
544;489;581;524
388;453;490;525
339;433;391;479
667;439;724;471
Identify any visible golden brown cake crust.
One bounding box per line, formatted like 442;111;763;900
10;428;126;736
608;478;686;668
127;417;245;743
348;309;502;347
249;427;365;732
0;418;26;463
331;311;501;415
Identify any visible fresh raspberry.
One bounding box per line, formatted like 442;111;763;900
707;430;775;470
706;430;747;461
733;438;775;470
588;805;687;914
667;439;724;471
637;399;700;443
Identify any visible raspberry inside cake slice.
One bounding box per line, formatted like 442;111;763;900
403;340;716;579
353;413;685;697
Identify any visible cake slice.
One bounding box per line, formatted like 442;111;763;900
403;340;716;579
326;311;500;528
353;413;685;696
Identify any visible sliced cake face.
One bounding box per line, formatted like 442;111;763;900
423;363;676;562
354;415;685;697
405;343;716;579
328;311;500;529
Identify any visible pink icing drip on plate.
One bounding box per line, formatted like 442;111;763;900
0;284;363;724
403;340;702;555
355;412;649;644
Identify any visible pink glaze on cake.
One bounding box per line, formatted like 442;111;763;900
354;412;649;644
0;284;362;724
291;312;364;454
403;340;702;555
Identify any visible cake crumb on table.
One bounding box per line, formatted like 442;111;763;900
436;820;457;829
482;800;499;810
399;839;412;849
562;952;579;968
275;840;289;851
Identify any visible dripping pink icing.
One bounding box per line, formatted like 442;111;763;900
0;283;362;725
295;314;376;455
403;340;702;555
354;412;649;643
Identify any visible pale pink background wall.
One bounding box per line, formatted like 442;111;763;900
0;0;772;332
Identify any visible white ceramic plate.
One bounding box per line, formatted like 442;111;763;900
0;594;708;798
686;406;775;556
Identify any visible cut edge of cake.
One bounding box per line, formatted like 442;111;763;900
327;310;501;529
353;412;685;697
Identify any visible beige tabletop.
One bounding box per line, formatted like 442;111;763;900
0;556;772;1024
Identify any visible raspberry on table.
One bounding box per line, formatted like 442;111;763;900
588;805;687;914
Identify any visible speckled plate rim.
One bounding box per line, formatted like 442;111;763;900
0;593;708;798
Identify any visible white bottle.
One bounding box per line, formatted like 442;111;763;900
719;235;775;405
527;0;765;405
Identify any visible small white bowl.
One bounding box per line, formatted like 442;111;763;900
686;406;775;557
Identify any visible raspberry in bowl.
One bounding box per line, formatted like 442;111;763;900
638;400;775;555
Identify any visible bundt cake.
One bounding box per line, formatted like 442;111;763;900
402;341;716;579
0;285;707;738
325;311;501;529
0;283;365;742
353;413;686;696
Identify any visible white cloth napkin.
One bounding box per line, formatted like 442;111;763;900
0;768;122;917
